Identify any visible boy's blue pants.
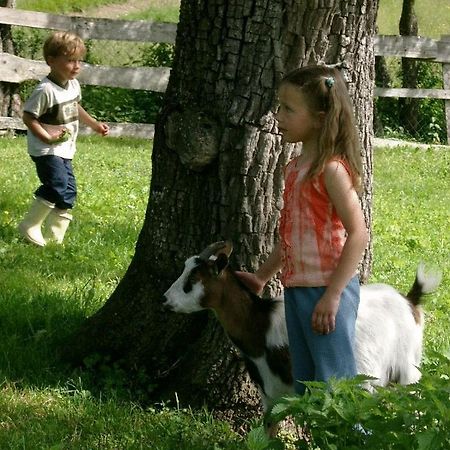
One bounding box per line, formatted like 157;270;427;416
31;155;76;209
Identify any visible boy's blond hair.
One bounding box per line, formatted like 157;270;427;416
43;31;86;62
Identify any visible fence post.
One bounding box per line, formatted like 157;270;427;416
442;35;450;145
0;0;22;131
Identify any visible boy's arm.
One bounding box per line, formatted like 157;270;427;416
22;111;66;144
77;104;109;136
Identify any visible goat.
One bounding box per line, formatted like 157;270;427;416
163;241;441;417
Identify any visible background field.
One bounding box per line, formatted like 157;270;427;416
13;0;449;144
15;0;450;35
377;0;450;37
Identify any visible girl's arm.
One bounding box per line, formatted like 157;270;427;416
236;242;282;295
77;104;109;136
311;161;368;335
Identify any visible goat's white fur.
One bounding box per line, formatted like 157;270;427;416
417;262;442;294
356;284;423;386
264;297;287;349
164;256;206;313
252;354;293;410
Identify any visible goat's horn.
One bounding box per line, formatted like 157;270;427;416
198;241;232;261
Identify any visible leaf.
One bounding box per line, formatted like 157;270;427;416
246;426;270;450
270;402;290;416
416;430;437;449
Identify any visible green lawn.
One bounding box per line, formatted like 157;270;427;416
0;136;448;448
16;0;181;22
377;0;450;37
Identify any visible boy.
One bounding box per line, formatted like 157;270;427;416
18;31;109;246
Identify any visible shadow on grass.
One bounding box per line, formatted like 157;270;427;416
0;216;144;396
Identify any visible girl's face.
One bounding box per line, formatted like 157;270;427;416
47;53;83;85
276;82;321;146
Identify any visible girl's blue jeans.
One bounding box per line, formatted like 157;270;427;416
31;155;77;209
284;276;360;394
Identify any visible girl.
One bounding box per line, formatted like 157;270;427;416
238;65;368;394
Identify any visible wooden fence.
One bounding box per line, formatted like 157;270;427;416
1;7;450;143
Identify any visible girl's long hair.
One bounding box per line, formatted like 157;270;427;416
281;65;363;192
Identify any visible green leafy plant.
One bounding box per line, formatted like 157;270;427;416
248;353;450;450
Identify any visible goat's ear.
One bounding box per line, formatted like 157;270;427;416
215;253;229;274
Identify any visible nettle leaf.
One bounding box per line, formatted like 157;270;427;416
416;430;437;449
331;402;349;421
246;426;270;450
270;402;290;416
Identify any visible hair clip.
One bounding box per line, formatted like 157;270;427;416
325;77;335;88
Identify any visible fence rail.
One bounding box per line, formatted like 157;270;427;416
0;53;170;91
0;6;177;43
1;7;450;143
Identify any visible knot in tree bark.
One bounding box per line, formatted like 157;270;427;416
165;109;220;172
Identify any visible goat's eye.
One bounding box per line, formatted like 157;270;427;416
183;271;198;293
182;264;204;293
183;278;193;293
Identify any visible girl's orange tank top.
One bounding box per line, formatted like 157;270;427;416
279;157;350;287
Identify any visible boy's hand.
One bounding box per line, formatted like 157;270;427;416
51;127;72;143
95;122;109;136
42;124;71;144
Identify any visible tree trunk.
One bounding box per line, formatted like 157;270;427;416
399;0;419;136
65;0;378;425
0;0;21;129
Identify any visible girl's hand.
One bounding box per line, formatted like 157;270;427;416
235;271;265;296
311;292;340;335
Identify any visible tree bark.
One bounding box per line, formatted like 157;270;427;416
399;0;419;135
0;0;21;129
65;0;379;425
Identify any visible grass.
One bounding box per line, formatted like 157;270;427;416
0;383;243;449
0;136;150;385
16;0;122;14
16;0;181;22
377;0;450;37
0;135;449;448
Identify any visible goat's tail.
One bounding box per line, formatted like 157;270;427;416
406;262;442;306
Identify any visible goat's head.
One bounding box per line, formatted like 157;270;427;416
164;241;233;313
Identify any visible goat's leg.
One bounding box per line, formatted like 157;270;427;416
399;364;421;385
263;415;279;438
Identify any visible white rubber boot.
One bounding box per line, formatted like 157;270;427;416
18;197;54;247
45;208;73;244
